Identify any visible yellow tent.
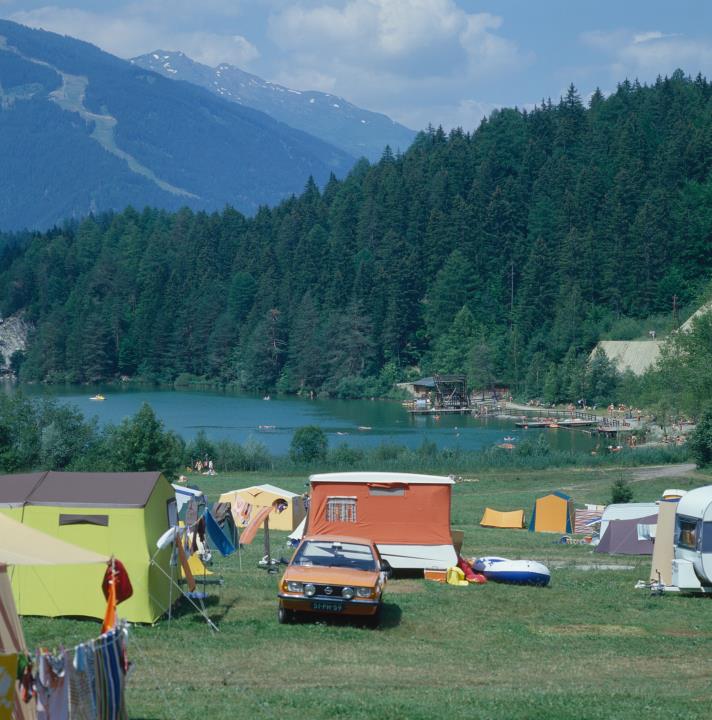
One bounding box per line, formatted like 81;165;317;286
0;471;175;623
0;512;108;720
480;507;526;529
529;492;575;533
219;483;305;532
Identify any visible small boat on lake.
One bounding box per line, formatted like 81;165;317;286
472;557;550;586
89;394;105;401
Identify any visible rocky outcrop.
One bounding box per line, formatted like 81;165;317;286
0;312;30;375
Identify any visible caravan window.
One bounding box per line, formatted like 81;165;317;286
368;485;405;497
676;516;700;551
326;497;357;523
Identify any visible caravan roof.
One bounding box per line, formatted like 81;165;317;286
0;471;164;508
676;485;712;520
310;472;454;485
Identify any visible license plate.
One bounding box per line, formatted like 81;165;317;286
311;600;343;612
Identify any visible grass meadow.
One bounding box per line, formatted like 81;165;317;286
23;463;712;719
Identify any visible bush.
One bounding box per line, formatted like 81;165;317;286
610;475;634;503
329;443;364;468
290;425;328;464
688;406;712;467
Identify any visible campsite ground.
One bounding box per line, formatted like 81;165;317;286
24;464;712;719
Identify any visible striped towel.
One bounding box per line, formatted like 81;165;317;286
575;509;602;534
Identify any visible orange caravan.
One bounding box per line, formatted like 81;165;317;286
293;472;458;570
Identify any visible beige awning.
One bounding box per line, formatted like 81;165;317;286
0;512;109;566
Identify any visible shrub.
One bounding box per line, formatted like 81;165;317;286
688;406;712;467
290;425;328;464
610;475;634;503
329;443;364;468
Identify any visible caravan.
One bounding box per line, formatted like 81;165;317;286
295;472;458;570
669;485;712;593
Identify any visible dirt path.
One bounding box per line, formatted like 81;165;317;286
629;463;697;482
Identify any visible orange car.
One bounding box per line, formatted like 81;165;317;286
278;535;390;626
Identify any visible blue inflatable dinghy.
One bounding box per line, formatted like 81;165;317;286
473;556;550;586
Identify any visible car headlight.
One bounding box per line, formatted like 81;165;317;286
304;583;316;597
356;587;372;598
287;581;304;593
341;586;355;600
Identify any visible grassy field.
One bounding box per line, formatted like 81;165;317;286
23;463;712;719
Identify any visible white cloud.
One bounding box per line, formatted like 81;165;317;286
8;5;259;66
581;28;712;80
267;0;526;128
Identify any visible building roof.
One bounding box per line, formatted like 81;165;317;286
309;472;455;485
0;471;165;509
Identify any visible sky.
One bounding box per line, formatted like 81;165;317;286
2;0;712;131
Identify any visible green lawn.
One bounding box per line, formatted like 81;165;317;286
23;465;712;719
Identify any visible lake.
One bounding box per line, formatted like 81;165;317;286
10;384;596;456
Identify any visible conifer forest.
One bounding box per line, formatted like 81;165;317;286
2;73;712;402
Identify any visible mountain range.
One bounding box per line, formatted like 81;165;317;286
130;50;416;162
0;20;357;230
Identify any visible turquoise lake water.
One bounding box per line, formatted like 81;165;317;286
9;385;596;456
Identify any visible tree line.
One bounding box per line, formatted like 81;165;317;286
2;71;712;402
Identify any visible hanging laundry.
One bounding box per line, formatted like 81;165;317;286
69;643;97;720
36;651;69;720
0;653;17;720
93;627;128;720
205;511;236;557
102;560;133;606
16;653;33;704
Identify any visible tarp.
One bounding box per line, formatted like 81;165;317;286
480;508;525;529
0;516;108;720
595;513;658;555
529;492;574;534
0;512;108;566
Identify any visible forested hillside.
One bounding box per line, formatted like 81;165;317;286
0;20;353;230
2;72;712;398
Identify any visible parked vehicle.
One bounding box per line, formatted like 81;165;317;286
278;535;390;626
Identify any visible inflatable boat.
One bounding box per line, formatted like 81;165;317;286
472;556;550;586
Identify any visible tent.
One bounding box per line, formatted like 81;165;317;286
598;502;658;540
595;513;658;555
0;471;175;623
480;507;525;529
0;512;108;720
218;483;305;532
302;472;457;569
529;492;575;533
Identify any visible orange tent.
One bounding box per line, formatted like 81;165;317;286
529;492;575;533
480;507;525;529
304;472;457;569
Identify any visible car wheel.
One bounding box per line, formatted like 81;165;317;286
366;603;383;629
278;604;294;624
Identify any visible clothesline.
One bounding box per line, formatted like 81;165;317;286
2;620;130;720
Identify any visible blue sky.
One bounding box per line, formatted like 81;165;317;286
3;1;712;131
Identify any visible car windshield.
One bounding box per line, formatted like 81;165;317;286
293;541;378;571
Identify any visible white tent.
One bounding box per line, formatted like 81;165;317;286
0;513;108;720
597;502;658;543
